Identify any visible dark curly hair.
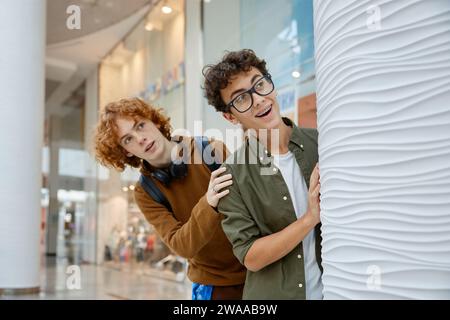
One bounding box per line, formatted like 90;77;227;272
202;49;268;112
94;97;172;171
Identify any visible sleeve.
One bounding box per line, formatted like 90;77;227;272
134;184;222;259
217;164;261;265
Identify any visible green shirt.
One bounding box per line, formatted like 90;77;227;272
218;118;322;300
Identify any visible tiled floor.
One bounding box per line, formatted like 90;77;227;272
1;257;191;300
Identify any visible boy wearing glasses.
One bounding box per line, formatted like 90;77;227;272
202;49;323;299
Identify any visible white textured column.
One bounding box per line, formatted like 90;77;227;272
314;0;450;299
0;0;46;292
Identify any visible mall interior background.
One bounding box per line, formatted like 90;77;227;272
1;0;318;297
45;0;316;278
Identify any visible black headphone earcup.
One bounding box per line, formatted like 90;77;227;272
169;162;188;179
152;169;171;186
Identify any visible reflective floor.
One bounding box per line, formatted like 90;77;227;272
1;257;191;300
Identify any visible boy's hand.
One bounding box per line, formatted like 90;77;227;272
305;163;321;225
206;167;233;208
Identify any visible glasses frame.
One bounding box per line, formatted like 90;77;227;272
226;74;274;113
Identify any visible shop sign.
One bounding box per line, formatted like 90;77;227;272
139;61;185;102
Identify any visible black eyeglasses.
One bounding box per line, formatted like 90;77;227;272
226;74;274;113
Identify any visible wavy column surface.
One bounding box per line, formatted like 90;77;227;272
313;0;450;299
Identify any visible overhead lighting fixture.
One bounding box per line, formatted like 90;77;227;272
161;5;172;14
122;187;129;192
292;70;301;78
145;22;154;31
129;185;135;191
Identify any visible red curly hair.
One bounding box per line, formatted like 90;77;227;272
94;97;172;171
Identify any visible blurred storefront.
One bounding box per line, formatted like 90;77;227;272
42;82;98;266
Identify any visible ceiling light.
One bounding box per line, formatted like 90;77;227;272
161;5;172;14
292;70;301;78
122;187;129;192
145;22;154;31
129;185;135;191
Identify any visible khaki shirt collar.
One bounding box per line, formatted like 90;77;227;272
246;117;305;166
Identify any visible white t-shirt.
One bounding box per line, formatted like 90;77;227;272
273;151;323;300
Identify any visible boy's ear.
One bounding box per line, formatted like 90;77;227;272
222;112;239;125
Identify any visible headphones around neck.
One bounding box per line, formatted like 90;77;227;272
150;161;187;186
143;137;188;186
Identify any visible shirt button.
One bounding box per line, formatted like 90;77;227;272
298;283;303;288
273;168;277;172
265;150;268;154
283;196;288;201
297;254;302;259
260;157;264;161
300;144;304;149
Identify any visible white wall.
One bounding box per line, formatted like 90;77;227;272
83;69;99;264
184;0;203;135
202;0;242;152
314;0;450;299
99;63;124;107
156;10;185;130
